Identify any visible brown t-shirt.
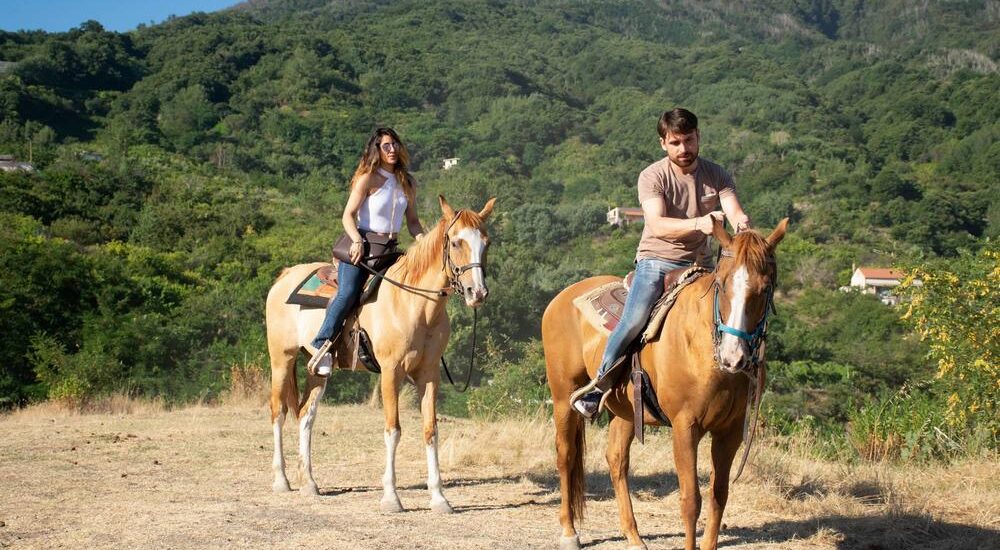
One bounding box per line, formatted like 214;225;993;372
635;157;735;263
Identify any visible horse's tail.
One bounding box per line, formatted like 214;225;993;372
568;419;587;521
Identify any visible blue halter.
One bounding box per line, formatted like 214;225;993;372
712;249;776;371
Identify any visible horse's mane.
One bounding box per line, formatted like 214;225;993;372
392;209;484;285
728;230;772;274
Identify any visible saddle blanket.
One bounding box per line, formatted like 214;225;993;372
286;265;338;309
572;266;710;341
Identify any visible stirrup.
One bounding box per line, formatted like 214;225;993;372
307;339;334;376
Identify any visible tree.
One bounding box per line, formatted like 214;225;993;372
900;241;999;447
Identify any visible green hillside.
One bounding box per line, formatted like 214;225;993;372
1;0;996;460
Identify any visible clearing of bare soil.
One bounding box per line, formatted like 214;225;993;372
0;398;997;549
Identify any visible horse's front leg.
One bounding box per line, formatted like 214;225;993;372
296;373;327;495
672;419;704;550
380;363;405;512
416;372;453;513
702;424;743;550
607;416;646;550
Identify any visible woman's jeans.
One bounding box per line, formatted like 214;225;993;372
311;261;368;350
593;258;693;383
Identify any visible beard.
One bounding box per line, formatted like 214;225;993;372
673;152;698;167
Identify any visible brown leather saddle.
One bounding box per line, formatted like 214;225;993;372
589;266;702;334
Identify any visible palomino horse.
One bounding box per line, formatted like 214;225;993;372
543;218;787;550
266;195;495;513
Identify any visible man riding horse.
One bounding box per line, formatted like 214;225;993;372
571;107;752;418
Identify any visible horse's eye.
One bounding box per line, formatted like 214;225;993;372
451;240;459;248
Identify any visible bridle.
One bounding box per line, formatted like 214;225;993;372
442;210;487;295
710;247;777;374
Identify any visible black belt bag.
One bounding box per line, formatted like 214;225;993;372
332;231;399;270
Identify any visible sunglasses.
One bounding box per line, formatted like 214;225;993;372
380;142;400;152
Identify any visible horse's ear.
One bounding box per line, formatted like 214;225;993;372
712;216;732;249
766;218;789;249
438;195;455;219
478;197;497;220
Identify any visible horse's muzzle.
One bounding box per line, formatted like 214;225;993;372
464;285;488;307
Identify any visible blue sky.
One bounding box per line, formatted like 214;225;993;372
1;1;238;33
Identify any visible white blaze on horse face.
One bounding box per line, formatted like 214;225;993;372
455;227;488;306
719;265;750;371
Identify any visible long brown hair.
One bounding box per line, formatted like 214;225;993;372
349;127;415;203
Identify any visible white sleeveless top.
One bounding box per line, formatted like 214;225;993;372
358;168;408;234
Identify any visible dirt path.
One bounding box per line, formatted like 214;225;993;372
0;402;996;549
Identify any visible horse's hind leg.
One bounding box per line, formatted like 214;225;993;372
269;346;298;492
296;371;327;496
552;399;586;550
702;425;743;550
607;416;645;550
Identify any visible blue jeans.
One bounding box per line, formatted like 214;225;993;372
594;258;693;381
311;261;368;350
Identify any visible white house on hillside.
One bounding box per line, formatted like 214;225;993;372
849;267;917;305
607;207;644;227
442;157;460;170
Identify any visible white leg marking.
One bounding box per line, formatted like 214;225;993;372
381;428;403;512
426;432;454;513
297;383;325;495
272;412;291;492
719;266;750;369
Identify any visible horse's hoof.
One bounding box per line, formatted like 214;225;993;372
559;535;580;550
430;498;454;514
380;497;404;513
272;479;291;492
299;482;319;496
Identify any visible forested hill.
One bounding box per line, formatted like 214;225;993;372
1;1;996;458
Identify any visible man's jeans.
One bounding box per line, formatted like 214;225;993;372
593;258;693;382
310;261;368;350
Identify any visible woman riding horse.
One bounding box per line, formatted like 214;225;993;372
308;127;426;377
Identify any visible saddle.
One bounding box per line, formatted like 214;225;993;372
285;261;396;310
287;261;400;375
573;266;710;340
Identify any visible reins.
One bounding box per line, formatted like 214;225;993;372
440;307;478;392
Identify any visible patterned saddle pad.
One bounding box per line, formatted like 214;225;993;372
573;266;710;340
286;265;339;309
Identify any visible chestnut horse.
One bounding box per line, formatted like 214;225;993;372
266;196;495;513
543;218;787;550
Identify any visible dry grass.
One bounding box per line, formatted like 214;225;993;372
0;401;996;549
